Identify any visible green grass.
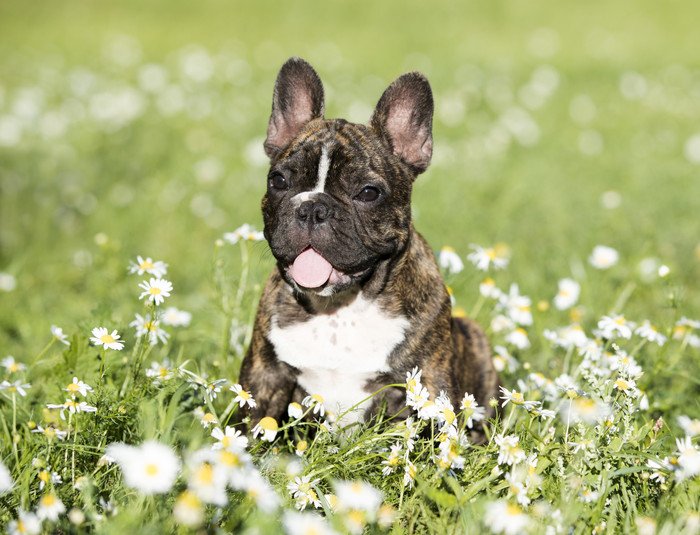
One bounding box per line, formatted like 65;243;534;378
1;1;699;533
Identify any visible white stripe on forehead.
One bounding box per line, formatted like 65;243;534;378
291;143;331;205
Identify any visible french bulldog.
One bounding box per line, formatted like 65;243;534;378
238;57;498;428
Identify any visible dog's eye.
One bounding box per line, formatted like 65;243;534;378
268;172;289;191
355;185;381;202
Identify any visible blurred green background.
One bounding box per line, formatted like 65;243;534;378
1;0;699;363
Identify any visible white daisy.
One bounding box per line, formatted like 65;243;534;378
0;460;13;494
589;245;619;269
31;425;68;441
0;380;31;397
7;511;41;535
1;356;25;374
460;392;486;428
130;313;169;345
484;500;531;535
597;314;634;339
173;491;203;527
492;345;519;373
505;327;531;350
333;480;383;515
467;243;510;271
211;426;249;451
288;402;304;419
235;470;280;512
676;436;700;480
438;246;464;275
302;394;326;417
495;434;527;466
678;416;700;437
145;359;174;384
553;278;580;310
634;320;667;346
106;440;180;494
252;416;279;442
36;493;66;521
223;224;265;244
287;474;322;510
499;284;532;326
186;459;228;506
90;327;125;350
230;383;257;408
129;255;168;278
138;278;173;306
50;325;70;346
64;376;93;398
46;399;97;419
282;511;337;535
479;277;503;299
161;307;192;327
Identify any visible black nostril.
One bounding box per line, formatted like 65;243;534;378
296;202;311;222
312;202;330;223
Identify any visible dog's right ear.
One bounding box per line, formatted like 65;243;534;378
264;57;325;159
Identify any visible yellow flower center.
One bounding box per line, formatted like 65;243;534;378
219;451;240;467
259;416;278;431
9;363;19;372
296;440;308;452
149;287;161;295
615;378;630;391
202;413;217;423
45;428;56;438
311;394;324;404
614;316;626;326
145;463;159;476
100;334;115;344
177;491;201;509
196;463;214;485
238;390;251;400
41;494;56;506
67;383;80;393
140;260;153;270
221;436;231;448
506;503;522;516
38;471;50;483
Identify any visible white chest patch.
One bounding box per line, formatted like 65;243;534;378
267;294;409;424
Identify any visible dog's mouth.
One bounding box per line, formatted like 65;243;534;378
287;247;351;289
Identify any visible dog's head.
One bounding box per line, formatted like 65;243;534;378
261;57;434;296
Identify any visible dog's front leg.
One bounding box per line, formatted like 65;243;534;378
237;333;297;427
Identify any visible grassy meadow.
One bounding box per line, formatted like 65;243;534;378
1;1;700;533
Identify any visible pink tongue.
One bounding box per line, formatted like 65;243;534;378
290;249;333;288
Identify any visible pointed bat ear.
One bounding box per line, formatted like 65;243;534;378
264;57;325;159
370;72;434;175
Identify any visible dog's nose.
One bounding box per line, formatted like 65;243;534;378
296;200;332;226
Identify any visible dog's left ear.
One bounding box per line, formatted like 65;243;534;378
370;72;433;174
264;57;325;158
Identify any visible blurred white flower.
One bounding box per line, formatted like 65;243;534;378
288;474;322;510
36;493;65;521
173;491;203;527
0;460;13;494
0;272;17;292
480;277;503;299
505;328;530;350
439;246;464;275
684;133;700;165
1;356;26;374
161;307;192;327
460;393;486;428
0;380;31;397
553;278;580;310
288;402;304;419
146;360;175;384
302;394;326;417
7;510;41;535
589;245;619;269
634;321;667;346
675;436;700;481
138;278;173;306
495;435;527;466
678;416;700;437
106;441;180;494
597;314;634;339
492;345;519;373
499;284;532;326
467;243;510;271
560;397;610;425
283;511;337;535
223;224;264;244
130;313;169;345
51;325;70;346
129;256;168;278
484;500;531;534
90;327;125;350
333;480;383;514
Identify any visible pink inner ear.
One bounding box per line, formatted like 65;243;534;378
386;105;432;169
267;93;315;152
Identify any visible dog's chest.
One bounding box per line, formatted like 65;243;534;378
267;295;408;423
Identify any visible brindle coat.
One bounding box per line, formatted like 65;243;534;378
237;57;498;429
